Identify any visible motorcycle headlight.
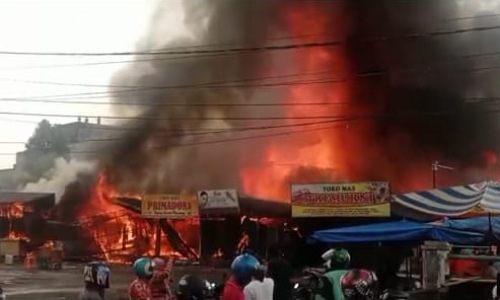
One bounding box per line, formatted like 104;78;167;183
294;283;299;289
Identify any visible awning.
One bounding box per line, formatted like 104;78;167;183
307;220;484;245
393;181;500;216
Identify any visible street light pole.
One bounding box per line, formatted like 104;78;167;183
431;161;454;188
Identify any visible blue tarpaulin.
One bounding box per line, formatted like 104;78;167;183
442;216;500;234
307;220;485;244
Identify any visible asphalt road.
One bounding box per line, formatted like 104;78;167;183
0;263;227;300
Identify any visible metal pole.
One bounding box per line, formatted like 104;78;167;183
154;219;161;257
432;161;438;188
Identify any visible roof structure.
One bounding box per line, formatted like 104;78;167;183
0;192;55;208
393;181;500;217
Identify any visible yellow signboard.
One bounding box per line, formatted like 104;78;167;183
291;182;391;218
141;194;199;219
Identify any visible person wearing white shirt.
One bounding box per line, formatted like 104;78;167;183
243;266;273;300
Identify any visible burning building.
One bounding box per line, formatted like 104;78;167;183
10;1;500;263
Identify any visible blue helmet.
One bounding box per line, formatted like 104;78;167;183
133;257;154;279
231;253;260;283
83;261;110;288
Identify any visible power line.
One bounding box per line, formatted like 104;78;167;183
2;43;500;104
0;34;330;71
1;24;500;57
0;123;349;156
0;109;464;121
3;56;500;107
0;119;350;144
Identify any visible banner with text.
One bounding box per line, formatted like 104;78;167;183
291;182;391;217
197;189;240;215
141;194;199;219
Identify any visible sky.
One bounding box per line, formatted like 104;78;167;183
0;0;185;169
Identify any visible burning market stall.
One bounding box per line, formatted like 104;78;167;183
0;192;56;263
117;190;291;263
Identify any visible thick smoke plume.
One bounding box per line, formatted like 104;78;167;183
23;158;96;202
104;0;286;194
97;0;500;198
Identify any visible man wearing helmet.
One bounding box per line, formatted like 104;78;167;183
129;257;155;300
150;257;174;300
317;248;351;300
340;269;379;300
222;253;260;300
79;261;111;300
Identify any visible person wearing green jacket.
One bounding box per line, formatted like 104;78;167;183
315;248;351;300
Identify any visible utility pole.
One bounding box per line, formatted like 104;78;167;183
431;161;455;188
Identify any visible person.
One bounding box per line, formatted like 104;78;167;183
319;248;351;300
175;275;206;300
261;264;274;300
243;265;273;300
222;253;260;300
340;269;379;300
129;257;155;300
150;257;174;300
267;245;293;300
199;191;209;208
79;261;111;300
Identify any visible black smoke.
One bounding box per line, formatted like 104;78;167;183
100;0;500;196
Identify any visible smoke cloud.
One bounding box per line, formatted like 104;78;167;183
104;0;287;194
94;0;500;198
23;158;96;203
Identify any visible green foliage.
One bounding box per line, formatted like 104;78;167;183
19;120;70;182
26;119;69;155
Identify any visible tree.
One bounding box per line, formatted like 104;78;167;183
18;120;70;183
26;120;69;155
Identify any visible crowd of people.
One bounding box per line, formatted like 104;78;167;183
77;247;381;300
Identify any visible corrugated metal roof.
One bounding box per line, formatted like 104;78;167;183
0;192;55;204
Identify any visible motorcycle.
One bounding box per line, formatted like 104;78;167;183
203;279;221;300
292;268;331;300
380;289;410;300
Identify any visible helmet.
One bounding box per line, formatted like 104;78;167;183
176;274;205;300
231;253;260;284
83;261;110;288
133;257;154;279
322;248;350;270
341;269;379;300
152;257;166;272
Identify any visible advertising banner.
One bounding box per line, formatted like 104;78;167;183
141;194;199;219
197;189;239;215
291;182;391;217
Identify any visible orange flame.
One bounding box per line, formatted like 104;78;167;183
78;172;199;263
240;4;352;201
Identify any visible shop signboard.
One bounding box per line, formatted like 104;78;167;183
291;182;391;217
141;194;199;219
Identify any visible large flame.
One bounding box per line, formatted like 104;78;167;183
78;172;198;263
241;4;353;200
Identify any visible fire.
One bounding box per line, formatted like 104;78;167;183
212;248;224;259
240;4;352;201
236;232;250;254
7;230;29;241
78;172;198;263
0;203;25;218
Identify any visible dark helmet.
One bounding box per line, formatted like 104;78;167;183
176;274;206;300
83;261;110;289
340;269;379;300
